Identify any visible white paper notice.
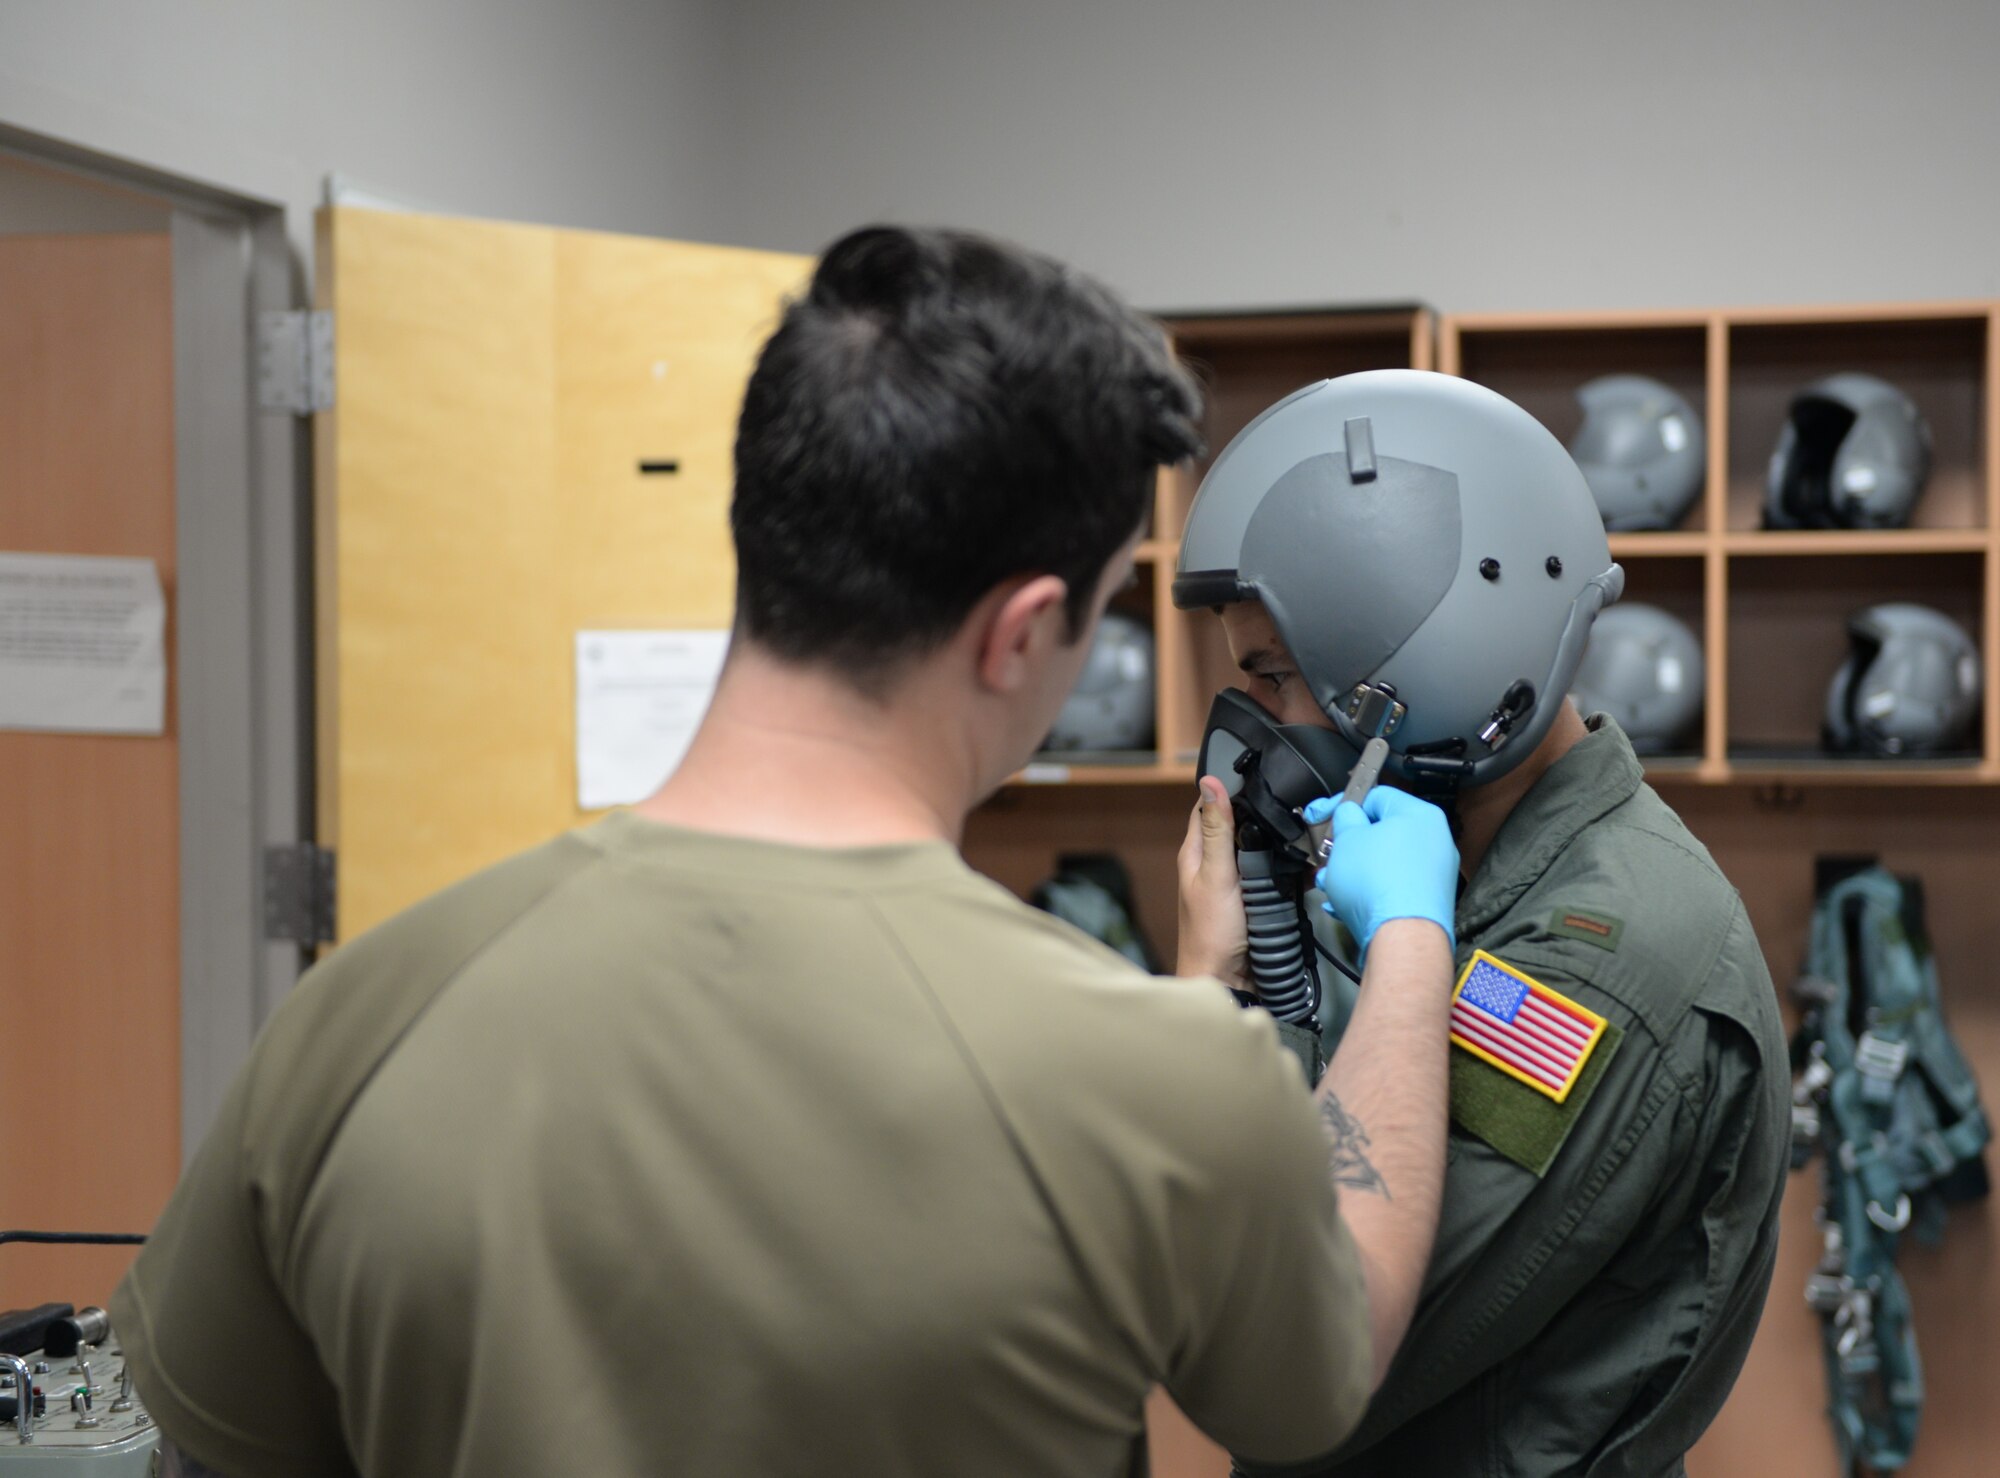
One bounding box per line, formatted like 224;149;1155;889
0;552;167;735
575;630;730;809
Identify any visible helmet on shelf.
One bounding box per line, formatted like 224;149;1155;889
1173;369;1624;795
1043;610;1156;752
1823;603;1980;756
1568;602;1704;753
1568;374;1705;532
1766;373;1932;529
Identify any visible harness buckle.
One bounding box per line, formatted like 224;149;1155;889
1867;1194;1913;1233
1855;1032;1909;1105
1833;1287;1877;1369
1805;1271;1849;1315
1790;1104;1821;1167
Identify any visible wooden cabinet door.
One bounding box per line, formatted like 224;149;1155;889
315;207;806;940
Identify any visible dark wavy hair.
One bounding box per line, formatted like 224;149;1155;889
730;225;1201;688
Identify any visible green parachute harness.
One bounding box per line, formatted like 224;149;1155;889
1789;864;1990;1474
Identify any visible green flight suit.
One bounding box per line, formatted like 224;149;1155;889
1246;716;1792;1478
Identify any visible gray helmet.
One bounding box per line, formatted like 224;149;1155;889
1172;369;1624;794
1824;603;1980;756
1044;611;1155;752
1568;375;1705;532
1767;373;1932;529
1569;603;1704;754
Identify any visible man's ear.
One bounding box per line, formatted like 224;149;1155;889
976;575;1070;693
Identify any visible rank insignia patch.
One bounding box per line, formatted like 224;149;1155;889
1450;951;1607;1104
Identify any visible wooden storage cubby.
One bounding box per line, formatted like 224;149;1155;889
1443;312;1715;533
1725;307;1990;534
1441;303;2000;786
1726;551;1986;770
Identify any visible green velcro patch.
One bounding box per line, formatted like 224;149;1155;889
1450;1020;1624;1176
1549;908;1624;952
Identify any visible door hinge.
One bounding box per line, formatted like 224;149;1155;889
263;843;337;945
256;309;334;414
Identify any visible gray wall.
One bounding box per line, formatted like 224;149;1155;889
0;0;736;262
716;0;2000;314
6;0;1998;313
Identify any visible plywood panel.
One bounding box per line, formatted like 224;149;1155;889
0;233;179;1308
317;208;563;938
318;209;808;939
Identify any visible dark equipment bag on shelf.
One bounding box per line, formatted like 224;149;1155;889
1030;852;1159;973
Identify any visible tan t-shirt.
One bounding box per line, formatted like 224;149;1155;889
113;813;1368;1477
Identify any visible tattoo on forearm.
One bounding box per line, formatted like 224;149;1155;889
1319;1093;1390;1199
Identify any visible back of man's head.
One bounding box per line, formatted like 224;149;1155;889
731;225;1201;693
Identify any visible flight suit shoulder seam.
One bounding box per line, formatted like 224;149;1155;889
1570;812;1733;896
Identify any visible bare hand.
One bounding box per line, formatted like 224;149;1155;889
1177;776;1249;989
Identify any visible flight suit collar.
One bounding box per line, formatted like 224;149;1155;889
1455;715;1645;940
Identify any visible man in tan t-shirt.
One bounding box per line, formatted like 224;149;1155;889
115;225;1462;1478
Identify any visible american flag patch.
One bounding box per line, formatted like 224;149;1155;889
1450;951;1607;1103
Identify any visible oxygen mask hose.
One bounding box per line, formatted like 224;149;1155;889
1236;737;1393;1024
1238;842;1319;1023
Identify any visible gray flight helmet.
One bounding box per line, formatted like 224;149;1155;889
1044;611;1156;752
1767;373;1933;529
1824;603;1981;756
1568;374;1705;532
1569;602;1704;754
1173;369;1624;794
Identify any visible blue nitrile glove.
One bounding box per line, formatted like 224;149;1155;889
1303;787;1459;958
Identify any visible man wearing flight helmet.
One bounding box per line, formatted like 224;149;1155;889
1173;370;1789;1477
